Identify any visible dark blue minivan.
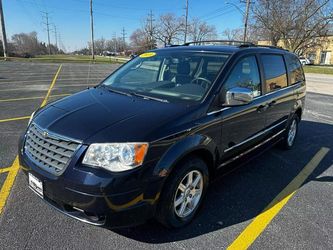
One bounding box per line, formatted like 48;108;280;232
19;41;305;228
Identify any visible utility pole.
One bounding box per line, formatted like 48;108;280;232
147;10;155;49
243;0;250;42
41;11;51;55
113;32;117;54
90;0;95;60
121;27;126;44
53;24;58;51
58;33;65;53
0;0;8;58
121;27;126;52
184;0;189;44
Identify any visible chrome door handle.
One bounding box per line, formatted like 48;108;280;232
268;100;276;107
257;104;269;113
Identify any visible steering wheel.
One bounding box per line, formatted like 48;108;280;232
191;77;212;90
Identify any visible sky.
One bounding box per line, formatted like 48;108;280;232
2;0;245;52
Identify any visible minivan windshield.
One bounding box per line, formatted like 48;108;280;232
101;51;230;103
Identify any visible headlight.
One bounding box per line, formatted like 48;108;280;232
28;111;36;125
82;143;149;172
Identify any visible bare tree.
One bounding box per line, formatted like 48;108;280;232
11;32;39;55
222;28;243;41
154;13;184;46
252;0;333;54
92;37;106;55
130;28;151;54
188;18;217;42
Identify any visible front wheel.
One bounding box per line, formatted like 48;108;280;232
155;157;209;228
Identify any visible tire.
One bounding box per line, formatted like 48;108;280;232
155;156;209;228
280;114;299;150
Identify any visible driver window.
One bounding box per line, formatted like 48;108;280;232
223;56;261;97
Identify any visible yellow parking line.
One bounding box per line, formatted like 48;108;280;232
0;157;19;213
0;167;11;174
0;116;30;123
41;64;62;107
227;147;330;250
0;64;62;215
0;93;70;103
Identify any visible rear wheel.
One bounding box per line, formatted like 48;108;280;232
155;157;209;228
281;115;299;149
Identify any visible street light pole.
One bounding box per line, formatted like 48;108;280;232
226;1;250;42
243;0;250;42
0;0;8;58
184;0;189;43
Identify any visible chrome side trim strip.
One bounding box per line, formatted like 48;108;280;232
207;107;230;116
224;119;287;153
219;129;285;168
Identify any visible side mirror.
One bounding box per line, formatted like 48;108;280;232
225;87;254;106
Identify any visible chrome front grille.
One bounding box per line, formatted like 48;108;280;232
24;123;80;175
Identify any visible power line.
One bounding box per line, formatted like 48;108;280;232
41;11;51;55
198;5;234;20
203;8;238;21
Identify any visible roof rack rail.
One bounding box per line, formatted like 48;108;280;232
165;44;182;47
183;40;255;46
182;40;289;51
253;44;288;51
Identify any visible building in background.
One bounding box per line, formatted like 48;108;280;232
258;35;333;65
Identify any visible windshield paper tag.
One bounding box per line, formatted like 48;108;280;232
139;52;156;58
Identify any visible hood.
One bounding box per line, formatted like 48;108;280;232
33;87;193;143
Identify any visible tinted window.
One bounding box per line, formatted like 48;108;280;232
286;54;304;84
120;60;161;84
223;56;261;97
103;51;229;102
262;55;288;92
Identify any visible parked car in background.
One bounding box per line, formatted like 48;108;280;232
19;40;306;229
299;56;312;65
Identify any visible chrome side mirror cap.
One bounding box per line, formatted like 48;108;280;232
225;87;254;106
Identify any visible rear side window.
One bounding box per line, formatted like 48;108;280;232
286;54;305;84
262;55;288;92
223;56;261;97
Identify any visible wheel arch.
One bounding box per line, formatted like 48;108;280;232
153;135;218;179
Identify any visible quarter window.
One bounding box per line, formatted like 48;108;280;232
286;54;304;84
262;55;288;92
223;56;261;97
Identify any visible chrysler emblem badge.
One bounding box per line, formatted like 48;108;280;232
42;130;49;138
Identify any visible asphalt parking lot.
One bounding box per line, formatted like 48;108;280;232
0;61;332;249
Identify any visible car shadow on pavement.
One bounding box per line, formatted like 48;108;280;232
113;120;333;243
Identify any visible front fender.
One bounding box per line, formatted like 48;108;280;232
153;134;217;177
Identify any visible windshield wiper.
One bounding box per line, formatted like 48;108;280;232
101;85;132;97
130;92;169;103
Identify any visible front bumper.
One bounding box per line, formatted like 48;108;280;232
18;136;161;228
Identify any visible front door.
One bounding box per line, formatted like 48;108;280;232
220;55;267;160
